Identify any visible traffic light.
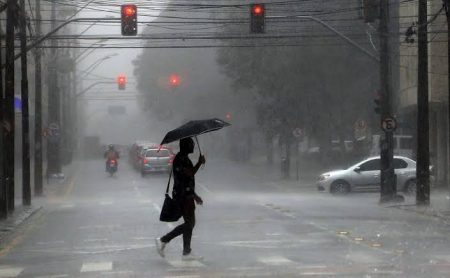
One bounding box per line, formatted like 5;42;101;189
117;75;126;90
169;74;180;87
225;112;232;120
250;4;265;33
121;4;137;36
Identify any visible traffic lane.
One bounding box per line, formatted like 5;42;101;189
0;158;376;277
0;158;449;277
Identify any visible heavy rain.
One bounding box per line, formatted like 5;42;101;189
0;0;449;277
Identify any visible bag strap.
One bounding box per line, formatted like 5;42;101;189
165;168;173;194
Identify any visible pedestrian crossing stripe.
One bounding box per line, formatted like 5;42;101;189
168;260;205;268
258;256;295;266
80;262;112;272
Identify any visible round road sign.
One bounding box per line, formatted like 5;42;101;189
381;117;397;132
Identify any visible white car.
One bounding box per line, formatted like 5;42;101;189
317;156;417;194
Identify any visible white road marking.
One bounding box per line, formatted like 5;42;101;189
168;260;205;268
0;267;23;278
84;238;108;243
0;266;24;277
164;275;200;278
101;270;135;276
99;201;113;206
80;262;113;273
258;256;295;266
299;272;337;276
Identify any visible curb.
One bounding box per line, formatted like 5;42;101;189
0;205;43;242
386;203;450;224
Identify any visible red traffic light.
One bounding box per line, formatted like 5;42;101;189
252;4;264;16
169;74;180;87
117;75;126;90
123;5;136;17
250;4;265;33
121;4;137;36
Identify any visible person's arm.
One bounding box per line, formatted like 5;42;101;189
183;155;205;177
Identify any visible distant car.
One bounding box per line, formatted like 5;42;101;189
139;147;174;176
317;156;417;194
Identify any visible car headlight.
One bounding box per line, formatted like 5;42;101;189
319;174;330;181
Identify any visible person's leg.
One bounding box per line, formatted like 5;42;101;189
182;199;196;255
161;222;185;243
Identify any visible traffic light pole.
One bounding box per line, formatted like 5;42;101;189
416;0;430;205
34;0;43;196
47;0;61;178
270;15;380;62
19;0;31;206
5;0;17;212
378;0;400;203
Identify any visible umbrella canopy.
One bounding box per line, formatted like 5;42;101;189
160;118;231;147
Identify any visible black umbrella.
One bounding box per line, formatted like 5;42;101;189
160;118;231;154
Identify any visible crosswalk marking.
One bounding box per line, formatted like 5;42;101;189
80;262;113;273
258;256;295;266
0;266;23;277
168;260;205;268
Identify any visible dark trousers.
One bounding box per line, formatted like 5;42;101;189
161;197;195;255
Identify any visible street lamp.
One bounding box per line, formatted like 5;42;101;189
79;53;118;78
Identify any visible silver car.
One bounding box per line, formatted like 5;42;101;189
316;156;417;194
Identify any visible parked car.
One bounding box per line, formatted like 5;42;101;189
317;156;417;194
139;147;174;176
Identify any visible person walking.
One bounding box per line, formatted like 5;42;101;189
155;137;205;260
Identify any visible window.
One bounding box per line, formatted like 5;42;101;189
146;149;169;157
393;158;408;169
359;159;380;171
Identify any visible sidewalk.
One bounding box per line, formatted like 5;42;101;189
0;159;79;242
387;188;450;223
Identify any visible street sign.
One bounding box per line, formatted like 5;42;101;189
381;116;397;132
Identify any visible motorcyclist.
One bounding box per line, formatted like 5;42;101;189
104;144;120;171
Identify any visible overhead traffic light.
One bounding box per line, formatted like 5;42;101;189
250;3;265;33
169;74;180;87
121;4;137;36
117;74;126;90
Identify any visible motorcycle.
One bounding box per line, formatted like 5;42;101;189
106;159;118;176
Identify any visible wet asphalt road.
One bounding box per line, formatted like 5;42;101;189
0;158;450;277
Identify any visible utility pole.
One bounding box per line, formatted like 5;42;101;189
19;0;30;206
417;0;430;205
444;0;450;196
47;0;61;178
0;18;7;219
34;0;43;196
379;0;398;203
5;0;17;212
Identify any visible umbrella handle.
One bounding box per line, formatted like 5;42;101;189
195;136;206;170
194;136;202;155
